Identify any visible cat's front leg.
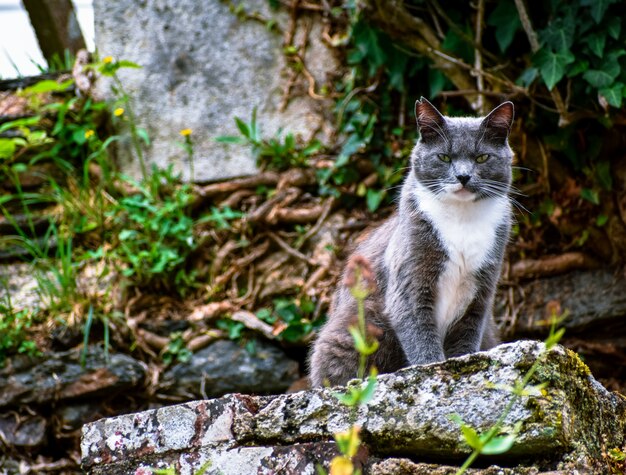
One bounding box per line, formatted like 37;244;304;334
443;283;496;358
385;282;445;365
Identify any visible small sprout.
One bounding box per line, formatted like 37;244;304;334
344;254;376;300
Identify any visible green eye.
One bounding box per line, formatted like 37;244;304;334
438;154;451;163
476;154;490;163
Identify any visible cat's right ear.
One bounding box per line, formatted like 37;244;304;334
415;97;446;142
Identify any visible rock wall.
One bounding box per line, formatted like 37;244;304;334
93;0;338;182
81;341;626;474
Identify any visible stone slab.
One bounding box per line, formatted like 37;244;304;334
81;341;626;474
94;0;337;182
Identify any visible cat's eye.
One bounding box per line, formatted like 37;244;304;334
476;154;490;163
438;154;451;163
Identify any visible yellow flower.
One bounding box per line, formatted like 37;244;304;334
84;129;95;139
103;56;114;64
113;107;124;117
179;128;193;137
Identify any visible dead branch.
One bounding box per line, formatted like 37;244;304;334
511;252;598;279
296;197;336;249
231;310;276;340
187;300;236;322
269;231;317;266
187;330;224;351
197;172;280;199
267;203;329;224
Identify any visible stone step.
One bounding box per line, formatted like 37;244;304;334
81;340;626;474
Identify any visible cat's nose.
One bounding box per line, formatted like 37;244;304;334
456;174;471;186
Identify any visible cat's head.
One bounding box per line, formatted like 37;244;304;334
411;98;514;203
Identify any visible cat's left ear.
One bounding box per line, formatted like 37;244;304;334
480;102;514;143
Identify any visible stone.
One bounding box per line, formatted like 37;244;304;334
93;0;337;182
504;268;626;337
0;263;43;312
81;341;626;474
0;346;147;408
161;339;299;399
0;412;47;448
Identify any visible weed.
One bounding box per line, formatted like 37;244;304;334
216;107;322;171
110;166;197;293
326;255;379;475
0;279;39;364
450;314;565;474
161;331;193;365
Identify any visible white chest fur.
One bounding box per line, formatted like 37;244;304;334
414;184;509;332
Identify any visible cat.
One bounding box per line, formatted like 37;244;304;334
309;98;515;387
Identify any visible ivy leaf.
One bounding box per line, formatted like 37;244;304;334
428;69;448;98
534;49;575;90
487;0;521;53
599;82;624;108
581;188;600;205
583;70;616;89
566;60;589;78
580;0;617;23
516;67;538;87
539;14;575;51
606;17;621;39
585;33;606;58
366;188;385;212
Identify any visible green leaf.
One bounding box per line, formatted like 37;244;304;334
215;135;246;144
0;138;17;159
516;67;538;87
460;425;482;450
566;60;589;78
545;327;565;349
0;116;40;133
428;69;447;98
366;189;385;212
234;117;250;138
599;82;624;108
580;0;615;23
359;369;378;404
584;70;616;89
580;188;600;205
442;28;473;64
607;17;621;39
481;433;517;455
596;161;613;190
585;33;606;57
22;79;73;94
539;15;575;51
116;60;142;69
596;214;609;227
487;0;522;53
534;49;575;90
136;127;150;145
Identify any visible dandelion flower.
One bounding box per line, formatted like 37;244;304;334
84;129;95;139
113;107;124;117
103;56;114;64
179;128;192;137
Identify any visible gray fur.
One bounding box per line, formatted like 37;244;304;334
309;99;515;387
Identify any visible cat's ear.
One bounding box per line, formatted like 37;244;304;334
415;97;446;142
480;101;514;144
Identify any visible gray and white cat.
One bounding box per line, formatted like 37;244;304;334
309;98;515;387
